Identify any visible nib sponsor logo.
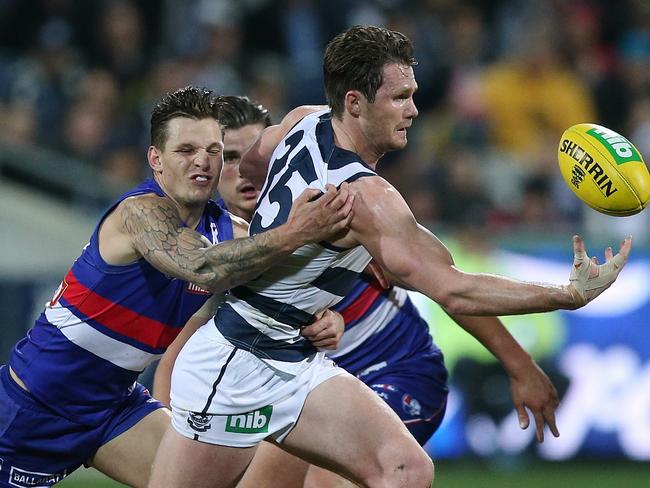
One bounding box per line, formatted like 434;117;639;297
226;406;273;434
587;127;641;164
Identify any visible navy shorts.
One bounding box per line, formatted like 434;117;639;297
357;352;449;445
0;366;164;487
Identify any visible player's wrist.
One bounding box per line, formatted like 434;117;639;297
501;349;535;380
564;284;585;309
270;224;303;253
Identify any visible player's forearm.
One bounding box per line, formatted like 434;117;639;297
134;227;292;293
448;314;534;376
152;356;173;407
202;224;300;292
421;268;576;316
450;271;575;315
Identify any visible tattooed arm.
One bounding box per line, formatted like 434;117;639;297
98;184;354;294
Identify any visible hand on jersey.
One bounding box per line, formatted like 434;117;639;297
567;235;632;308
287;183;354;246
300;309;344;351
509;360;560;443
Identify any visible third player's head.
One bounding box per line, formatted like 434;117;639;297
148;86;223;210
324;25;419;156
217;96;272;222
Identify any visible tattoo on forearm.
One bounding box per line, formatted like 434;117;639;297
120;196;286;292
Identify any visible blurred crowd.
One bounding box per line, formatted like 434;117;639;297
0;0;649;235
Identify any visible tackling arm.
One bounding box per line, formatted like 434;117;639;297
109;182;352;294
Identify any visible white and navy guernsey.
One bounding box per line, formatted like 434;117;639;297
214;109;375;371
9;178;233;425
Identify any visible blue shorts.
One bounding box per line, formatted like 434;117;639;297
357;352;449;445
0;366;164;487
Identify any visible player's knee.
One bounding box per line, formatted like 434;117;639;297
406;449;434;487
364;446;434;488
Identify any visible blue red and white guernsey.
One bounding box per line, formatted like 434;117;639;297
8;178;233;426
329;273;450;445
327;264;449;444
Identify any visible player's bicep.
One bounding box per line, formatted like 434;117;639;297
118;195;210;280
351;178;455;288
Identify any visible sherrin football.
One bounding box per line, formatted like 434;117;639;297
558;123;650;216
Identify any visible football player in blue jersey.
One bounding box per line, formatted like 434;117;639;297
0;87;352;488
152;95;564;488
153;97;347;406
149;27;631;488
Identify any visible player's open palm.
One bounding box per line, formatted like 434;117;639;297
286;183;354;245
568;235;632;307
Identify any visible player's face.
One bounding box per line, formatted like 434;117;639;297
361;62;418;154
218;123;265;222
153;117;223;208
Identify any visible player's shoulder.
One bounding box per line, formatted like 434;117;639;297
282;105;328;132
349;175;412;221
109;193;185;234
118;192;172;214
349;174;395;194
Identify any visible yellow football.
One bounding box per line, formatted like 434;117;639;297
558;123;650;216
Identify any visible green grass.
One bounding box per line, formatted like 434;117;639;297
433;459;650;488
58;460;650;487
58;468;126;487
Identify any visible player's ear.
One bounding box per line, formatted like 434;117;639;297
147;146;163;174
344;90;363;118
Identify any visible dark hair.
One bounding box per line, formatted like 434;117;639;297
324;25;416;118
217;95;272;130
150;86;220;149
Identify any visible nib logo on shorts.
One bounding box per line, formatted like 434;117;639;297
225;406;273;434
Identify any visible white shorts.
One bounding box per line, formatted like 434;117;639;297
170;320;347;447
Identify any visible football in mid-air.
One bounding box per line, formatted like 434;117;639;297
557;123;650;216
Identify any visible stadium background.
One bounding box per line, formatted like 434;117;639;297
0;0;648;486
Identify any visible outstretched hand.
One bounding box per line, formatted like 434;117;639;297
509;361;560;443
286;183;354;247
568;235;632;308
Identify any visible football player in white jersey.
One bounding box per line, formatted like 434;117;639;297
149;27;631;488
153;95;564;488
